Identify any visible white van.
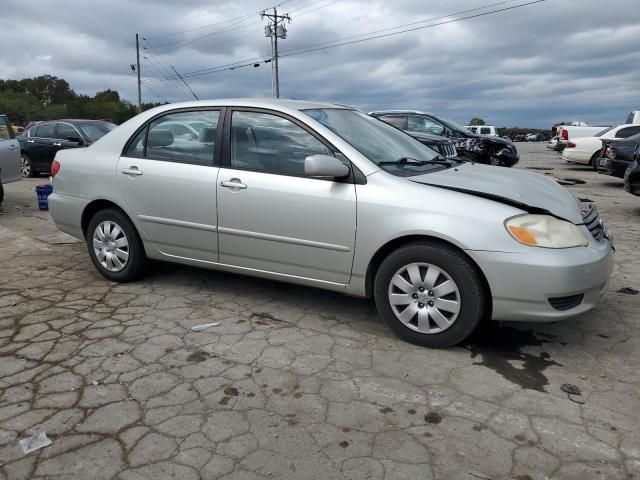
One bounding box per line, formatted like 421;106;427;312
465;125;498;136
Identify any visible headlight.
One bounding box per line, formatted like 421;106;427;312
505;214;588;248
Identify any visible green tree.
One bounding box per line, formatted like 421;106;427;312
469;117;486;126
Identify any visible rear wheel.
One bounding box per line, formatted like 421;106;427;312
21;155;34;178
0;182;4;206
374;241;486;348
86;208;147;282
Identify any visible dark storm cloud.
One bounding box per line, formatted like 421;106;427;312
1;0;638;127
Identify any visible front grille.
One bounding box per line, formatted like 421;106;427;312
549;294;584;311
440;144;457;158
582;204;606;241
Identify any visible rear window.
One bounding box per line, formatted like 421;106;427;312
626;112;635;124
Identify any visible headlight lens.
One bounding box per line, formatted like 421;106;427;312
505;214;589;248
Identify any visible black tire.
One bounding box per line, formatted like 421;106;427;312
374;241;487;348
0;182;4;206
86;208;148;282
590;152;600;171
21;154;34;178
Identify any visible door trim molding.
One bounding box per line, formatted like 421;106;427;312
138;215;218;232
218;226;351;252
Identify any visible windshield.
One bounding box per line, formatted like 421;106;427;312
77;122;116;142
304;108;442;175
595;126;614;137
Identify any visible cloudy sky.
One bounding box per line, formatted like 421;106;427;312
1;0;638;127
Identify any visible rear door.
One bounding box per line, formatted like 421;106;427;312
116;108;222;262
0;115;21;183
28;122;58;171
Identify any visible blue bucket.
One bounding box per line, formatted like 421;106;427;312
35;184;53;211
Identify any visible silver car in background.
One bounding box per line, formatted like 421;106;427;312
0;114;21;205
49;99;613;347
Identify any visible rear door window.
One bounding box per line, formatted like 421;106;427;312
126;110;220;165
378;115;408;130
35;123;56;139
480;127;491;135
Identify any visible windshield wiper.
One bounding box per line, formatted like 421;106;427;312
378;157;437;167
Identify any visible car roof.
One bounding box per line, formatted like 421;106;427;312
153;98;352;112
369;110;434;115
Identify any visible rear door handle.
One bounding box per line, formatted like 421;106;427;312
27;140;35;143
53;142;62;147
8;144;18;151
220;179;247;190
121;167;143;176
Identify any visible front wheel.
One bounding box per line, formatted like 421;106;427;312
21;155;34;178
590;151;600;171
374;242;487;348
86;208;148;282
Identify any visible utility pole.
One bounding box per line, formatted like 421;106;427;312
135;34;142;112
261;8;290;98
170;65;199;100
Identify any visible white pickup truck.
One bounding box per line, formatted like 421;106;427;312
556;122;610;145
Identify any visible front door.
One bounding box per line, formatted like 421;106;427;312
0;115;21;184
217;109;357;285
116;109;222;262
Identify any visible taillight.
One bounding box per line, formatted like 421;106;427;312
567;141;576;148
605;147;616;159
561;129;568;141
51;160;61;177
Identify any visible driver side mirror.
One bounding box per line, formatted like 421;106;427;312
304;154;350;178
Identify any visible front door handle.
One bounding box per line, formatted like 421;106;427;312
8;144;18;151
27;140;35;143
220;179;247;190
121;167;143;176
52;142;62;147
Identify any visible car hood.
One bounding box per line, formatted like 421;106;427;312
409;162;583;224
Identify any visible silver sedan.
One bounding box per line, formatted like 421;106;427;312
48;99;613;347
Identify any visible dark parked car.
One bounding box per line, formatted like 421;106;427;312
369;114;457;158
18;119;116;177
597;133;640;179
370;110;519;167
623;146;640;196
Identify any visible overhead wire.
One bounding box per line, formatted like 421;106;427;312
149;0;545;82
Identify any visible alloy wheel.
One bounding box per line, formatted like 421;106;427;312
387;262;461;334
20;156;31;177
92;220;130;272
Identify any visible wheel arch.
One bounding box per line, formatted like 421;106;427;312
364;234;492;316
81;199;131;239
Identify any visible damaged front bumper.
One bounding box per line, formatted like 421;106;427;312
467;233;613;322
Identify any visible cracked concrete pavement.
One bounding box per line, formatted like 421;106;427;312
1;143;639;479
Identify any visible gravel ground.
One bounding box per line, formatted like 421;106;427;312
1;142;639;480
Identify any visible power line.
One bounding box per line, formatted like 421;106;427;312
149;0;545;83
142;0;299;53
281;0;524;57
279;0;546;59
